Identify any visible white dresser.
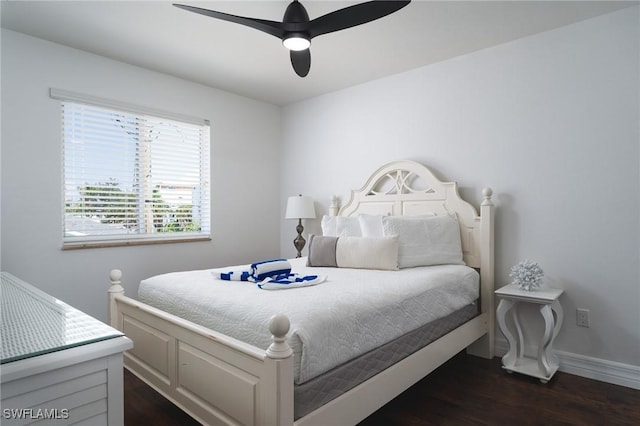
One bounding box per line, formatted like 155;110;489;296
1;272;133;426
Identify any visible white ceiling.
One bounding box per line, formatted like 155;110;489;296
1;1;636;105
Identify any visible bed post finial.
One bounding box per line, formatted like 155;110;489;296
108;269;125;329
109;269;124;293
482;187;493;206
266;314;293;359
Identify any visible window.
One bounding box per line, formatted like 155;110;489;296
54;90;210;248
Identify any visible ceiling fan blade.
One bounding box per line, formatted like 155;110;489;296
175;1;409;79
173;3;286;39
308;1;411;38
290;49;311;77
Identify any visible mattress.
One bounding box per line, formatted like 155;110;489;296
138;257;479;384
293;302;478;419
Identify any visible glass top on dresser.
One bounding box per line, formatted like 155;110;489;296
1;272;124;364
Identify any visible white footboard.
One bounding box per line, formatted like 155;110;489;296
108;270;294;426
109;269;490;426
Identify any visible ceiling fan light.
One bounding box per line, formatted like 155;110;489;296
283;34;310;51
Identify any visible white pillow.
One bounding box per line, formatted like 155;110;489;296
336;236;399;271
382;214;464;268
321;215;338;236
321;215;363;237
358;214;384;237
358;214;437;237
335;216;361;237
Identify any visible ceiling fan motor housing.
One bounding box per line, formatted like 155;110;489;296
284;1;310;24
283;0;311;49
282;1;311;50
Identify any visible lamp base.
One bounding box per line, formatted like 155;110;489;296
293;219;306;258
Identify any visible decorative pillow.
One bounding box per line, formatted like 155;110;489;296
306;235;399;271
358;214;384;237
382;214;464;268
306;234;338;267
336;236;399;270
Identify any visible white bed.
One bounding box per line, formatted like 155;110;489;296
138;258;479;385
108;160;495;426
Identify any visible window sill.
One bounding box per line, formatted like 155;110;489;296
62;236;211;250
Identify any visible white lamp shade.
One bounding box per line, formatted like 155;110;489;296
285;195;316;219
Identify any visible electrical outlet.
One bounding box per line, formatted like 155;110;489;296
576;308;590;327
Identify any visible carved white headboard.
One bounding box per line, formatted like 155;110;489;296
334;160;495;356
338;160;493;269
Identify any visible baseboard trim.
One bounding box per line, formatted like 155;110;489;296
494;337;640;390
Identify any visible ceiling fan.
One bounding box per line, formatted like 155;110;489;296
174;1;411;77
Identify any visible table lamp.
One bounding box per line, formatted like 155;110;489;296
285;194;316;257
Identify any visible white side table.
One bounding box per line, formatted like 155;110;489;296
495;284;564;383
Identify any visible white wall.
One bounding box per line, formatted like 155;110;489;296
1;29;282;322
280;7;640;369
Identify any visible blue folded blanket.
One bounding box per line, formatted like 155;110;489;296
251;259;292;281
257;274;326;290
217;259;291;282
214;258;326;290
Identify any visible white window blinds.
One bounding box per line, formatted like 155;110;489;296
58;94;210;248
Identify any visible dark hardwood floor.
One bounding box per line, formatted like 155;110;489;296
124;352;640;425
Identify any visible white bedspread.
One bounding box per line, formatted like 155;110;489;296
138;257;479;384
